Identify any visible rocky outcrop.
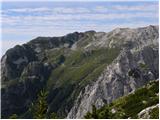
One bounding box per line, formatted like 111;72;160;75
1;32;82;85
27;32;82;53
1;44;37;86
83;25;158;50
1;25;159;118
1;61;53;118
138;104;159;119
67;46;159;118
67;26;159;118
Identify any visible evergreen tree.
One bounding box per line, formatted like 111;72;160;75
30;89;48;119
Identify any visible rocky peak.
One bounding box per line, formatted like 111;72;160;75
83;25;158;50
67;25;159;118
1;25;159;118
27;31;82;53
1;44;37;85
67;46;158;118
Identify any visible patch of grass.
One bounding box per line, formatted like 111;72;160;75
46;47;120;116
44;48;70;64
112;81;159;118
139;63;148;70
149;106;159;119
47;47;120;88
84;80;159;119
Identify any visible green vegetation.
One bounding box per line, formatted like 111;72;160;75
84;105;111;119
139;62;148;70
8;47;120;118
44;48;69;64
9;114;18;119
84;80;159;119
30;89;48;119
47;48;120;88
150;106;159;119
29;89;58;119
45;47;120;117
49;112;58;119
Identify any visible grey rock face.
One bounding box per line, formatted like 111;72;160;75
1;61;52;118
67;26;159;118
0;32;84;118
1;25;159;118
27;32;82;53
83;25;158;51
1;82;27;118
20;61;52;97
1;32;81;83
138;104;159;119
1;44;37;86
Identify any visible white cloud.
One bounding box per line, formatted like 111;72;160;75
2;20;157;36
113;4;158;11
2;3;158;26
4;3;158;15
53;7;90;14
5;7;91;14
1;11;158;26
1;20;157;57
1;2;158;56
8;7;50;12
94;6;108;13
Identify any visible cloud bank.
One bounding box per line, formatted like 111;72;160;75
1;1;158;56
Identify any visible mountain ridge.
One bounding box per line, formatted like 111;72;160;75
1;25;159;118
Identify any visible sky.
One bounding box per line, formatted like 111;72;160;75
0;0;159;56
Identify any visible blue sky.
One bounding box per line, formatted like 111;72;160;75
0;0;159;56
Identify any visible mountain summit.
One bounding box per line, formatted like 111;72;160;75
1;25;159;118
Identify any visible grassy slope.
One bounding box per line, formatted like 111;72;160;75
45;47;120;117
84;80;159;119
